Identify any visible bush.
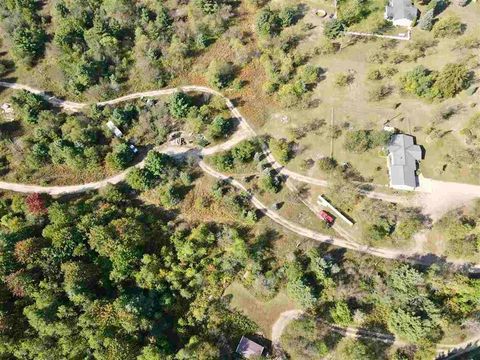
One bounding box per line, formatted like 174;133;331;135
11;90;49;124
256;8;281;37
318;157;338;172
279;6;299;27
207;116;233;140
259;171;281;193
334;72;354;87
206;60;235;89
269;138;292;164
432;16;463;38
277;80;308;108
344;130;390;152
434;63;470;98
400;65;439;99
418;8;434;31
401;64;470;99
324;19;345;39
368;84;392;101
169;92;193;119
126;168;154;191
212;152;234;171
106;143;135;170
231;140;259;163
330;301;352;326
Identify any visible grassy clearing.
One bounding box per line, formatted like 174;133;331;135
253;3;480;185
224;281;298;337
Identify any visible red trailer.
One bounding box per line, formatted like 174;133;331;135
318;210;335;226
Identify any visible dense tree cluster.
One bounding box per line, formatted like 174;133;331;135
2;1;235;93
280;248;480;359
343;130;390;153
0;188;258;358
0;0;47;66
211;138;260;172
400;64;471;100
2;91;141;178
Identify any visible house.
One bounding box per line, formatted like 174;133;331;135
235;336;264;359
385;0;418;27
387;134;422;191
106;121;123;138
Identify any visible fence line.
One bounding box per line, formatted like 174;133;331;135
344;30;412;41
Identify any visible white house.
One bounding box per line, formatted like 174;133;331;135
385;0;418;27
387;134;422;191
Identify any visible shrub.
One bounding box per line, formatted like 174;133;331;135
434;63;470;98
259;171;281;193
334;72;354;87
330;301;352;326
418;8;434;31
400;66;439;99
207;116;233;140
126;168;154;191
318;157;338;172
368;84;392;101
324;19;345;39
11;90;49;124
256;8;281;37
344;130;371;153
25;193;47;215
277;80;308;108
106;143;135;170
279;6;299;27
231;140;258;163
169;92;193;119
269;138;292;164
206;60;235;89
212;152;234;171
432;16;463;38
344;130;390;152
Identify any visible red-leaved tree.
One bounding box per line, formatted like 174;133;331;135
25;193;47;215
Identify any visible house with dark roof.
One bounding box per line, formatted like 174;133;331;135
385;0;418;27
235;336;264;359
387;134;422;191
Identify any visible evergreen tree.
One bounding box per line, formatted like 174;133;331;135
419;8;434;31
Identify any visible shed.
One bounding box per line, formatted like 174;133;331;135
385;0;418;27
106;121;123;138
387;134;422;191
235;336;264;359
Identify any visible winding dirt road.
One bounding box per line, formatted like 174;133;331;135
272;309;480;359
2;82;480;272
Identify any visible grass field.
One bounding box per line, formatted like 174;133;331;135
251;3;480;185
224;281;299;337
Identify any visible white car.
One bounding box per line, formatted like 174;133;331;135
129;144;138;154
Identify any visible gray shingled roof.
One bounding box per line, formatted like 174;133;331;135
236;336;264;358
388;134;422;188
385;0;418;21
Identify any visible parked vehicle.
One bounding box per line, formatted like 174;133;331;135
318;210;334;226
129;144;139;154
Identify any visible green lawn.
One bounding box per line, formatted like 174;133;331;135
224;281;299;337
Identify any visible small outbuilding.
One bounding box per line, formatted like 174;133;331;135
106;121;123;138
387;134;422;191
385;0;418;27
235;336;264;359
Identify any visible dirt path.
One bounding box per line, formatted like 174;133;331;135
2;82;480;270
272;310;480;359
271;310;304;347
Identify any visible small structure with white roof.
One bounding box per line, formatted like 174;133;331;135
236;336;264;359
106;121;123;138
385;0;418;27
387;133;422;191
